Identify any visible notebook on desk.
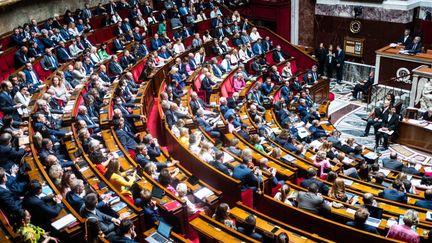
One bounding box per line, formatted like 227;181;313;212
51;214;77;230
145;221;173;243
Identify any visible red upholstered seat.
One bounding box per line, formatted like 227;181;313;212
271;184;282;197
241;188;254;208
33;61;51;81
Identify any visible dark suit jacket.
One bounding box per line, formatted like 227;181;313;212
232;164;261;191
41;54;59;71
14;51;28;69
237;227;263;242
300;178;329;195
66;191;85;212
379;188;407;203
23;195;62;228
415;199;432;210
0;91;19;120
407;42;423;54
116;129;138;150
80;207;115;234
272;50;287;63
382;158;404;171
0;185;22;217
346;221;380;235
0;144;25;171
209;160;230;176
398;35;412;46
189;98;210;115
381;113;399;131
111;236;138;243
109;61;123;76
296;191;331;215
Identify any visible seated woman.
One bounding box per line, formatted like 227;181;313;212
282;62;292;80
48;164;64;188
233;72;246;92
319;140;337;160
213;203;237;229
176;183;204;216
105;159;137;198
274;184;294;206
387;209;420;242
158;168;178;195
250;134;266;153
328;178;357;205
179;128;190;147
60;170;77;197
17;210;58;243
314;150;333;178
88;139;113;175
198;142;215;163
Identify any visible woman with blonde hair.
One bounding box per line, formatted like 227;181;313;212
282;62;292;80
319;140;336;159
274;184;293;206
50;75;70;102
387;209;420;242
314;150;332;177
199;142;214;163
72;61;87;83
89;46;101;64
328;178;348;201
105;158;137;197
179;128;190;147
194;47;206;66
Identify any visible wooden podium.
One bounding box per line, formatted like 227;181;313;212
375;45;432;90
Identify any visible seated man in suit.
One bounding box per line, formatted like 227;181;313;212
397;29;412;46
0;167;23;219
273;45;288;63
352;71;374;100
111;219;138;243
0;132;25;172
196;109;222;140
382;152;404;171
23;179;63;230
135;189;161;228
41;48;59;71
297;99;312;123
0;81;23;121
300;168;329;195
422;107;432;122
201;71;217;102
109;55;124;77
237;215;263;242
375;106;399;150
296;183;331;215
189;92;216;116
309;120;327;139
406;36;423;54
346;208;380;235
415;189;432;210
15;46;33;69
80;193;120;239
209;151;231;176
77;105;100;132
378;179;407;203
232;158;262;192
114;118;139;151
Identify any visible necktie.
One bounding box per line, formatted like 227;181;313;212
227;62;230;71
50;56;56;68
412;44;417;51
214;65;221;76
31;71;38;84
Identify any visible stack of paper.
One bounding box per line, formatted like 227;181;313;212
51;214;77;230
194;187;214;200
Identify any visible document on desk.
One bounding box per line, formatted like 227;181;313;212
51;214;77;230
223;152;234;163
297;127;309;139
379;169;390;176
378;128;394;135
364;151;378;160
194;187;214;200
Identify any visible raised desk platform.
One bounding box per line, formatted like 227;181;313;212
398;118;432;153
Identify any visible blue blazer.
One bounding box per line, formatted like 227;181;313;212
0;185;22;217
415;199;432;210
379;189;407;203
209;160;230;176
23;195;62;228
232;164;262;191
116;129;138;150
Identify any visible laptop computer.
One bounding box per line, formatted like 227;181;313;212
145;221;172;243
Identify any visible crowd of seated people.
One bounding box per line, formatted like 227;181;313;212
2;0;432;242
